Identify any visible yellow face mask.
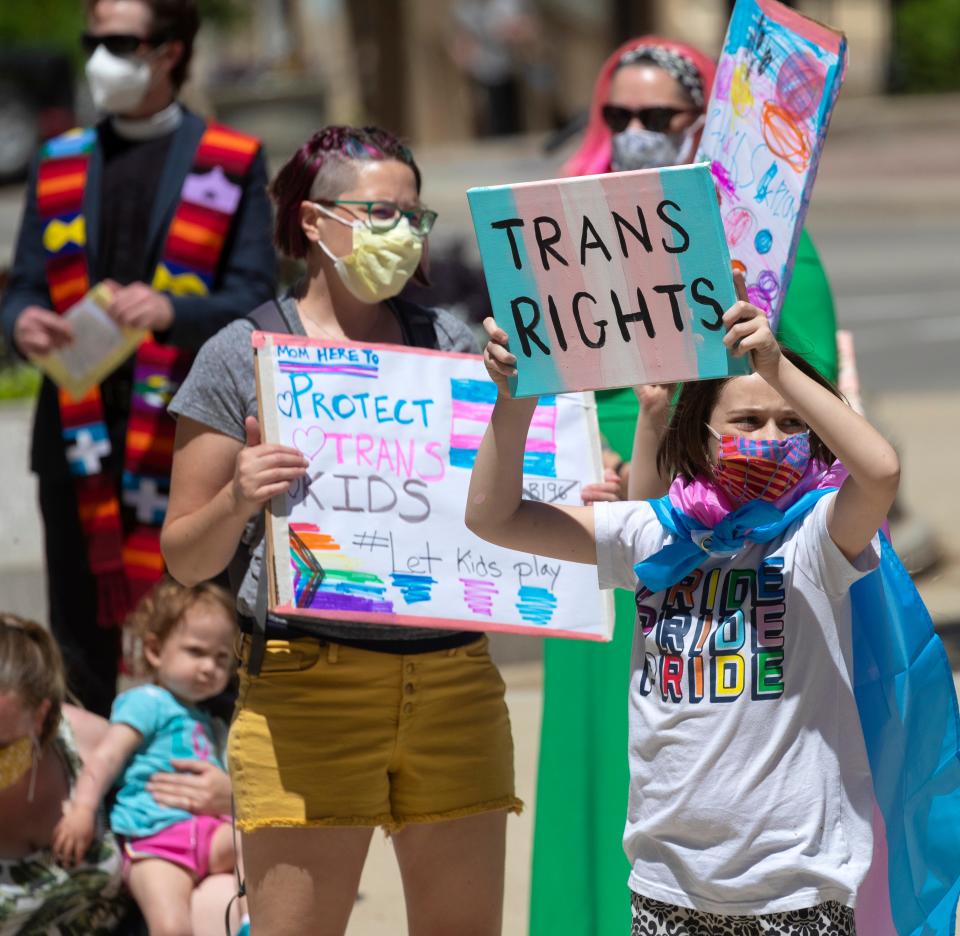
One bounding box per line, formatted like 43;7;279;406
316;208;423;304
0;737;34;793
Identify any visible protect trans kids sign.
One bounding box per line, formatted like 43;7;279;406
467;162;747;398
254;333;614;640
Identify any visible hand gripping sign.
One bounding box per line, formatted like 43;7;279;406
467;162;748;398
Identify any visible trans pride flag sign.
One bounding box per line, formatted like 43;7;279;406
468;162;748;398
696;0;847;331
253;333;614;640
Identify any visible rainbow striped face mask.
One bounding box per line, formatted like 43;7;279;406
707;426;812;505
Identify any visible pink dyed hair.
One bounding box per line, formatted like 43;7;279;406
562;36;717;178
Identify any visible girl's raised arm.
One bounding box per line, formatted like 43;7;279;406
465;319;597;565
724;275;899;562
626;383;674;501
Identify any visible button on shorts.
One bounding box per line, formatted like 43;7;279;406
228;635;522;833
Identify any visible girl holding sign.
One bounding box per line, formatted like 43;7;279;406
468;280;897;935
162;126;520;935
534;35;842;935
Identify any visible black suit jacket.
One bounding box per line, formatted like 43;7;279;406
0;109;277;477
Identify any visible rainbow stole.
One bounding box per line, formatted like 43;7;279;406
38;123;260;623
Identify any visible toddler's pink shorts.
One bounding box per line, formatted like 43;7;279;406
122;815;230;880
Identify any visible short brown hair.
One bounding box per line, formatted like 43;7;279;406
0;615;66;746
86;0;200;88
126;577;235;673
657;346;843;483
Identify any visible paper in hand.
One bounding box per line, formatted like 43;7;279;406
30;283;146;399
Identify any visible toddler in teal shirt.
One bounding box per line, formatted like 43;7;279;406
53;579;238;934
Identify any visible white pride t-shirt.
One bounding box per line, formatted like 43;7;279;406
595;492;880;916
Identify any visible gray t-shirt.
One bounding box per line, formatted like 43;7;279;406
169;295;477;642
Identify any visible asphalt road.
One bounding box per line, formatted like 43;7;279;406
810;216;960;394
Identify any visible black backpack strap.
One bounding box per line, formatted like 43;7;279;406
239;297;289;677
231;294;289;601
391;297;441;350
246;297;288;333
246;562;269;677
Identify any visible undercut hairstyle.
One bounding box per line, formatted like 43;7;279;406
126;577;235;673
0;615;66;746
270;125;423;259
657;345;843;483
86;0;200;88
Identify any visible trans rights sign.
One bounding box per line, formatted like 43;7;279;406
467;162;747;399
253;333;614;641
696;0;847;330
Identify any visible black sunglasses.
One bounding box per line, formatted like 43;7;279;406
601;104;699;134
81;32;166;57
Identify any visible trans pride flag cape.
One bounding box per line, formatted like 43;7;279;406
634;475;960;936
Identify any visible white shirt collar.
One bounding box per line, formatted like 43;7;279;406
110;101;183;141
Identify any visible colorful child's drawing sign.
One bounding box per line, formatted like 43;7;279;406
467;162;748;398
254;333;614;640
696;0;847;330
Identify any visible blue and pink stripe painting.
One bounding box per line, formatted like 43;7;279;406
468;162;747;398
449;378;558;477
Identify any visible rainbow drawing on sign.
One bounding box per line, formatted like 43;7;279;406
449;378;558;477
290;522;393;613
516;586;558;626
461;578;499;616
696;0;846;329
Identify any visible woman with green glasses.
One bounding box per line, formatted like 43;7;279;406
162;126;521;935
314;199;439;236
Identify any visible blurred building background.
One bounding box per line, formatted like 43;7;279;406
187;0;903;150
2;0;958;179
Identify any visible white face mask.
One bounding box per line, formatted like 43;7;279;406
610;114;704;171
85;45;155;114
314;205;423;304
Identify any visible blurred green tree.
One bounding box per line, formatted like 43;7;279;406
0;0;244;64
892;0;960;92
0;1;84;51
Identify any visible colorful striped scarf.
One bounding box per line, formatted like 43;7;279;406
38;122;259;627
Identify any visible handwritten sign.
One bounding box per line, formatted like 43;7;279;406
254;333;614;641
696;0;847;330
467;162;747;398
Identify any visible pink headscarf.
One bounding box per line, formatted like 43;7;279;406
562;36;717;178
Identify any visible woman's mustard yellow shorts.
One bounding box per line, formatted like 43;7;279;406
228;635;522;833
